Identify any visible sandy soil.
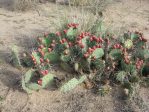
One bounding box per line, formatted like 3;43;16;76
0;0;149;112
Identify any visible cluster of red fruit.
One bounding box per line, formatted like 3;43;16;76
76;33;106;58
83;45;102;59
122;48;130;64
135;58;144;70
75;32;91;48
31;52;50;65
67;23;79;29
113;43;122;49
135;31;148;42
38;46;45;57
56;29;68;37
40;70;49;76
90;35;104;43
59;38;73;49
139;36;147;42
31;55;37;65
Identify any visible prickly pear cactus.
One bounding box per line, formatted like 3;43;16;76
22;21;149;96
11;45;21;67
22;69;54;93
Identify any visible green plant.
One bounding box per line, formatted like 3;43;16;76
11;45;21;68
22;69;54;93
21;20;149;97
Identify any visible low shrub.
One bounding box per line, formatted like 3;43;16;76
21;19;149;97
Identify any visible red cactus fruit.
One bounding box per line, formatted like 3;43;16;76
44;70;49;75
38;48;42;52
60;40;63;44
98;37;104;43
92;36;97;40
113;44;121;49
88;47;93;53
40;71;45;75
62;38;67;43
63;30;67;34
39;45;44;49
141;37;147;42
48;48;52;52
93;46;96;50
51;43;56;47
124;58;130;64
77;36;82;40
40;58;44;63
34;61;37;65
80;44;85;48
68;42;72;47
135;58;144;69
37;79;42;85
90;37;93;41
67;24;71;28
76;40;82;45
96;45;101;48
84;53;89;58
56;32;61;36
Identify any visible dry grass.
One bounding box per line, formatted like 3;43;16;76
53;0;112;33
12;0;112;11
52;5;103;34
13;0;39;11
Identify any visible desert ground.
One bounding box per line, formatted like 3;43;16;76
0;0;149;112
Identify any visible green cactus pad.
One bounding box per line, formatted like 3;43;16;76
60;55;71;62
41;33;57;46
24;69;35;83
11;45;21;67
124;39;133;49
116;71;127;83
109;49;122;59
136;41;145;48
44;51;60;63
27;83;41;91
92;48;104;59
22;76;33;94
42;38;51;47
67;27;77;37
60;75;86;92
41;73;54;88
131;33;139;40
